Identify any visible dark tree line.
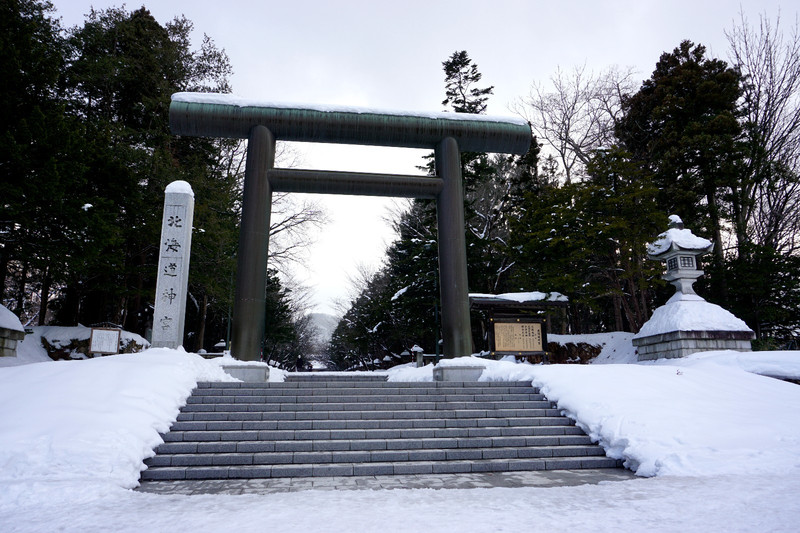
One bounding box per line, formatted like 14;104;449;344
1;1;317;358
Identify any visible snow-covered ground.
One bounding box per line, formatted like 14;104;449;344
1;336;799;532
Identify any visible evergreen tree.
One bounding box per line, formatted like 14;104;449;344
615;40;742;303
260;269;298;368
510;147;664;333
58;6;236;341
441;50;494;114
0;0;76;321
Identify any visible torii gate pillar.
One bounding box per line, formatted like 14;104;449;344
435;137;472;359
231;125;275;360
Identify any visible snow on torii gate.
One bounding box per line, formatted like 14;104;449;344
169;92;531;361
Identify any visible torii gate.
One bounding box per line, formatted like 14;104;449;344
169;92;531;361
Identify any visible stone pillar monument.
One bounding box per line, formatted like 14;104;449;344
152;181;194;349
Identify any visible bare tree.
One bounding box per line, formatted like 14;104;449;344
269;193;327;270
221;139;328;272
514;65;636;183
727;11;800;254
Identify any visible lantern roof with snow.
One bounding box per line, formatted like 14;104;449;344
647;216;714;296
646;215;713;260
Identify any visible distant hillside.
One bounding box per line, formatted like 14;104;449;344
307;312;339;345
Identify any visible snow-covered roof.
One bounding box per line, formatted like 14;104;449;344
0;304;24;333
172;92;529;126
647;228;713;257
470;291;568;303
634;293;752;339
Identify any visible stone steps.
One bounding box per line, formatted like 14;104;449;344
161;426;587;443
144;455;618;480
147;441;605;464
172;416;569;429
285;374;389;382
141;378;622;481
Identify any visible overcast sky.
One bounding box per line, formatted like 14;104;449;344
54;0;791;315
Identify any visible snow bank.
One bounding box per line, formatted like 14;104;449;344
435;355;489;367
654;349;800;381
0;304;24;333
635;293;752;338
549;332;638;364
480;357;800;477
0;348;234;489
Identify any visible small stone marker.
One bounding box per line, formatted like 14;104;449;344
152;181;194;349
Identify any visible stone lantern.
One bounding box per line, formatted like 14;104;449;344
633;215;754;361
649;215;713;296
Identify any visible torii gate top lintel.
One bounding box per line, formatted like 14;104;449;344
169;92;531;363
170;92;531;154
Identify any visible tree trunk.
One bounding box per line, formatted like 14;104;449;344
59;284;81;325
15;262;28;318
124;252;147;332
0;246;8;303
706;186;729;302
613;293;624;331
38;266;51;326
197;293;208;352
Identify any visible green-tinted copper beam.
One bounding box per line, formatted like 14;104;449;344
170;94;531;154
268;169;443;198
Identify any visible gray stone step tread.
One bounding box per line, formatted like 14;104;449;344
141;456;621;480
175;413;571;427
146;444;607;467
197;381;534;389
285;375;388;380
163;424;585;441
176;408;564;421
192;386;539;396
160;433;594;449
185;394;546;405
180;400;554;412
194;383;537;391
162;427;588;443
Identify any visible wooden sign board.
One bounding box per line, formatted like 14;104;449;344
90;328;121;355
489;318;547;357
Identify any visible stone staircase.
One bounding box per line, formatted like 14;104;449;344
141;374;621;481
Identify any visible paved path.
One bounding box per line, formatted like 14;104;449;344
137;468;637;495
